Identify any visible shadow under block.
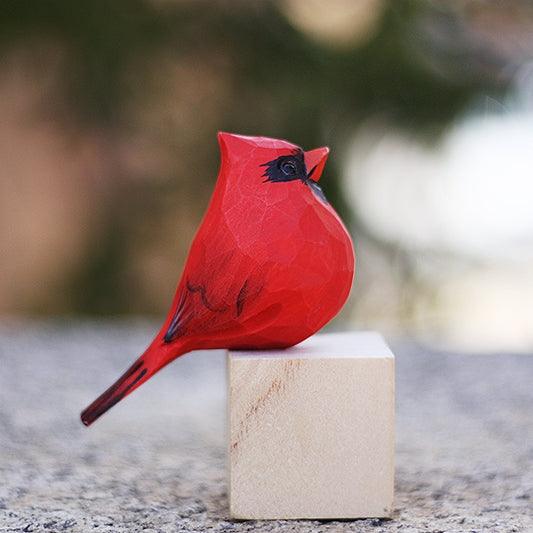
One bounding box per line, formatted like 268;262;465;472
228;332;395;520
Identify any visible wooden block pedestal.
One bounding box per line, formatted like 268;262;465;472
227;332;395;520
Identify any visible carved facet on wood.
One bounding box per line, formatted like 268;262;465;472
81;133;355;426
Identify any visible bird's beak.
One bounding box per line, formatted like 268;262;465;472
305;147;329;182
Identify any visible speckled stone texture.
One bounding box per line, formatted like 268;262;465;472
0;321;532;532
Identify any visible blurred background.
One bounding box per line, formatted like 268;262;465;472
1;0;532;353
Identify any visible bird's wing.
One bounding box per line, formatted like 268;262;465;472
162;237;276;344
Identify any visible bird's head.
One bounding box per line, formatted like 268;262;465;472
217;132;330;203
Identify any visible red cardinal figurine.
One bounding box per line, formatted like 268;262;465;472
81;133;355;426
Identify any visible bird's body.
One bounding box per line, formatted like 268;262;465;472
81;133;355;426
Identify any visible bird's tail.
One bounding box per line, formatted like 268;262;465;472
80;340;186;427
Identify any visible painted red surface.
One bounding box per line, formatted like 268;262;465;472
81;133;355;426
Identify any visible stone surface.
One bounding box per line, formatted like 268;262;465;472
228;332;394;519
0;321;532;532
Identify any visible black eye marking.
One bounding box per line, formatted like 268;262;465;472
261;149;306;183
260;149;329;204
280;160;297;176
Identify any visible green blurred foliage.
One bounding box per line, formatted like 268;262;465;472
0;0;504;315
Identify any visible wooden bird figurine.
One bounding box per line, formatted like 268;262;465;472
81;133;355;426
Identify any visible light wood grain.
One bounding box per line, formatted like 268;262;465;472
228;332;395;520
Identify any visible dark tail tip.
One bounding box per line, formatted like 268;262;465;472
80;360;147;427
80;390;127;426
